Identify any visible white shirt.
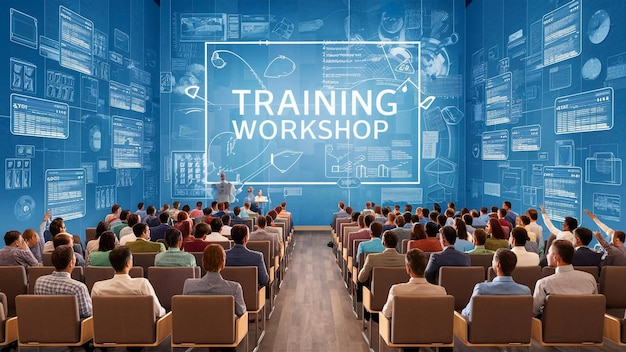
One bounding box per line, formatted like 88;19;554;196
206;232;229;242
221;225;232;237
382;277;447;318
120;233;137;246
119;226;134;240
541;213;575;245
532;265;597;316
91;274;166;318
511;246;540;266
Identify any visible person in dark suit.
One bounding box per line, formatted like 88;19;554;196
425;225;470;284
225;224;269;287
571;227;603;267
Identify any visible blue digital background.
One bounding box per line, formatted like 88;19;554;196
1;0;625;242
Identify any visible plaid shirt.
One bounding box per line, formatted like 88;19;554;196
34;271;92;318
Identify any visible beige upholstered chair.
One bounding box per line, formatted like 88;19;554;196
487;265;541;294
27;266;83;294
147;266;199;311
362;266;410;347
438;266;485;311
85;227;97;242
0;293;17;347
15;295;93;347
469;253;493;272
171;295;248;350
131;252;158;277
221;266;266;346
247;240;276;315
454;295;533;347
92;295;171;348
0;266;27;317
379;295;455;351
532;294;605;346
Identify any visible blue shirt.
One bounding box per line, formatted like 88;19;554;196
355;238;384;266
461;276;531;319
455;239;475;252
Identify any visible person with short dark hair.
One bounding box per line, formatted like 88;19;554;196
149;212;171;241
502;201;518;226
135;202;147;221
358;231;405;283
220;214;232;237
92;246;165;318
183;244;246;317
106;204;122;224
120;214;141;245
155;228;196;267
52;233;86;267
539;205;577;254
206;217;229;242
388;216;411;252
409;221;443;252
126;223;165;253
34;245;91;318
225;224;269;287
532;240;597;316
144;205;159;226
510;227;539;266
189;201;204;219
594;230;626;266
184;222;212;253
571;227;603;266
88;231;117;267
0;230;40;267
355;222;385;266
382;249;447;318
249;216;280;260
467;229;495;255
461;248;531;319
424;226;470;284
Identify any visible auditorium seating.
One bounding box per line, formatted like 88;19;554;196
27;266;83;294
0;266;27;317
438;266;485;311
0;293;17;347
147;266;200;311
84;266;144;292
487;265;541;294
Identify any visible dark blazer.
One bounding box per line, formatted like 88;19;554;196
424;246;471;284
225;243;269;287
572;246;603;267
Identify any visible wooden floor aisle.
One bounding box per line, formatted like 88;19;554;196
258;231;369;352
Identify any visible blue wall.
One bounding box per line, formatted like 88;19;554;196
0;0;160;239
160;0;466;225
466;0;626;242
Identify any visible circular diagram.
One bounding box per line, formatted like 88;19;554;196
582;57;602;80
14;195;35;221
588;9;610;44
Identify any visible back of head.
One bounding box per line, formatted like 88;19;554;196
4;230;20;246
473;229;487;245
51;245;74;271
203;244;225;272
52;233;72;248
267;210;278;219
257;215;266;228
351;211;360;222
159;212;169;223
455;219;468;240
111;204;121;214
429;211;439;222
133;223;147;237
210;218;223;233
425;222;439;237
574;227;593;246
526;208;538;221
463;214;473;226
411;214;420;223
357;215;365;228
421;207;430;218
49;218;65;236
165;228;182;248
233;206;241;216
370;222;383;238
96;221;110;238
564;216;578;231
437;214;447;227
406;249;428;277
441;226;457;245
480;207;488;214
98;231;117;251
120;210;130;221
146;205;156;216
494;248;517;276
551;239;575;264
109;246;131;272
511;227;528;246
203;207;212;215
382;231;398;249
22;228;37;243
194;222;210;238
615;231;626;244
489;219;505;239
395;215;405;227
127;214;140;227
411;223;427;240
265;215;273;226
177;212;188;222
491;206;499;213
221;214;230;226
137;202;144;210
231;224;248;244
364;214;375;227
519;215;531;226
345;206;353;215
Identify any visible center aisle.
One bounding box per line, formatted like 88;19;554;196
258;231;369;352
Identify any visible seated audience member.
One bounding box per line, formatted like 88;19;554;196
358;231;405;284
382;248;447;318
389;216;411;253
184;222;212;253
345;215;375;257
34;245;92;318
383;212;397;232
539;205;577;253
232;206;247;219
105;204;122;224
463;214;476;235
454;218;474;252
148;213;171;242
249;216;280;259
144;205;159;226
409;222;443;252
510;227;540;266
525;208;544;253
532;240;597;316
135;202;147;221
22;228;42;263
173;211;194;241
225;224;269;287
86;221;114;259
467;229;495;255
410;223;427;241
0;230;40;267
206;218;229;242
43;217;69;253
425;226;471;284
461;248;531;319
53;233;86;267
485;218;509;251
154;228;196;267
183;244;246;317
594;230;626;266
585;209;618;244
88;231;117;266
220;214;232;237
355;222;385;267
111;210;130;238
516;215;539;253
189;201;204;219
92;246;165;318
570;227;603;267
126;223;166;253
119;214;140;245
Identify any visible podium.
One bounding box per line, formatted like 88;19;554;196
255;196;268;213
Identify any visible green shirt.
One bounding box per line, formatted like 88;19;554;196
89;250;112;266
154;248;196;267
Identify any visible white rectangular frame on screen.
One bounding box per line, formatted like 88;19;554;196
204;40;421;187
554;87;614;135
45;168;87;220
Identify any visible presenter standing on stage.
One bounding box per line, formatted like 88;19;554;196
215;172;236;203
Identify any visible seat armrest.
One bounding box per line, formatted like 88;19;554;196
604;314;623;344
378;313;391;345
531;317;543;344
79;317;94;344
4;317;17;344
453;311;469;343
155;312;172;344
235;312;249;344
363;287;372;311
